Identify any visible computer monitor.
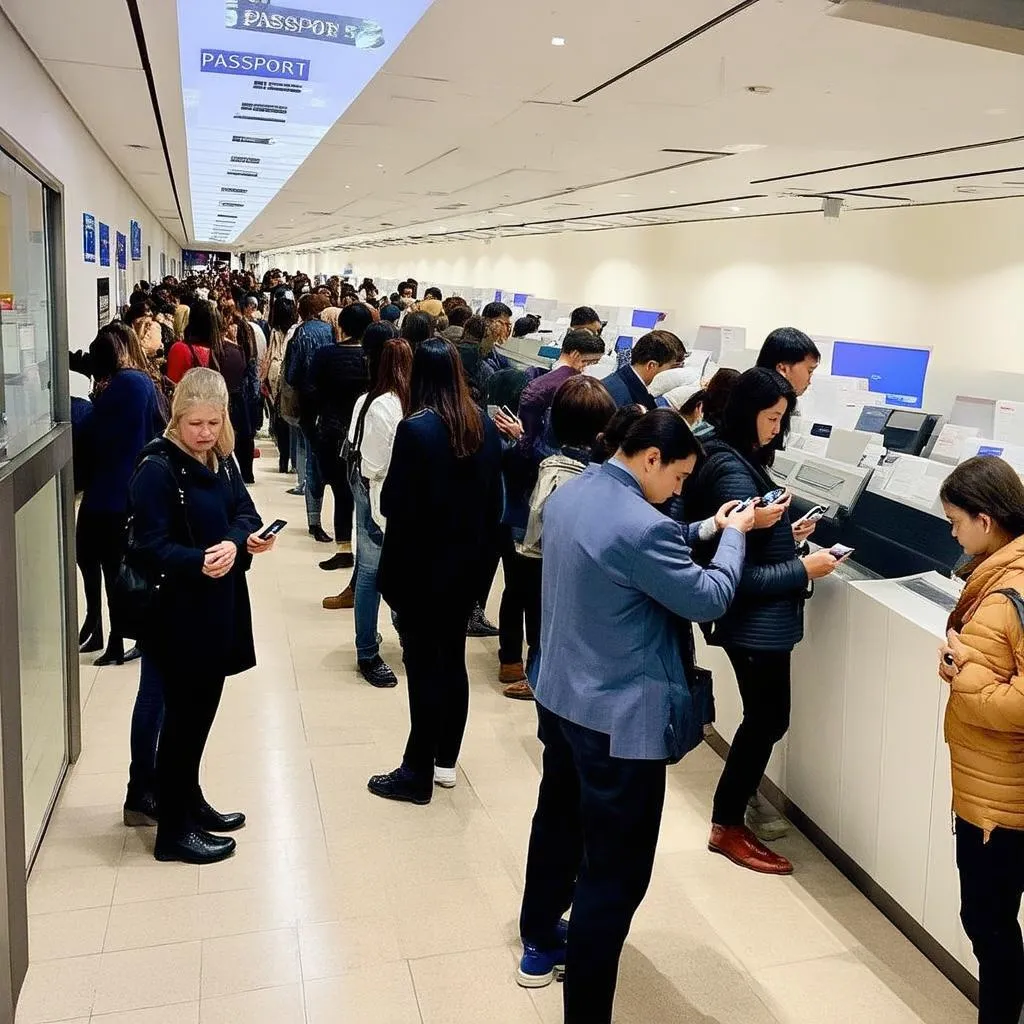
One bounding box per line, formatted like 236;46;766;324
830;340;931;410
949;395;997;436
854;406;891;434
631;309;662;330
883;410;939;456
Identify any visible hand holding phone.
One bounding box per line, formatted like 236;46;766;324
794;505;828;526
259;519;287;540
829;543;855;563
762;487;789;506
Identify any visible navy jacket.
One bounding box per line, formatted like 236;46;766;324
81;370;164;515
535;460;746;760
378;409;502;618
683;437;808;652
128;438;263;676
601;365;658;410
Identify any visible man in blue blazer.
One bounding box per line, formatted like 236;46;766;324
514;409;756;1023
600;329;687;410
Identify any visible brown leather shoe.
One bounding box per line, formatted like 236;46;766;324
499;662;527;685
708;824;793;875
502;680;535;701
322;585;355;610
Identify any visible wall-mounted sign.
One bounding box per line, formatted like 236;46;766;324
160;251;167;278
178;0;438;243
116;232;127;270
130;221;142;261
97;277;111;330
99;223;110;267
0;294;14;312
83;214;96;263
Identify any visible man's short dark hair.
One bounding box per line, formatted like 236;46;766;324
570;306;600;328
631;330;686;368
757;327;820;370
562;329;605;357
340;302;374;341
424;286;442;301
482;301;513;320
448;304;473;328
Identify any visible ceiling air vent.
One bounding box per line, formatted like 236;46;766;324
828;0;1024;56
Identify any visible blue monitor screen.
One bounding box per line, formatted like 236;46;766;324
855;406;891;434
513;293;528;306
831;341;931;410
631;309;661;330
614;335;633;352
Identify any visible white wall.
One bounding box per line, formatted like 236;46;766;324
268;198;1024;412
0;16;183;353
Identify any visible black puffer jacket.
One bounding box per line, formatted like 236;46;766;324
683;437;807;652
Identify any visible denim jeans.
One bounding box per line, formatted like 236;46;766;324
289;425;306;483
302;429;325;528
127;654;166;803
353;475;384;662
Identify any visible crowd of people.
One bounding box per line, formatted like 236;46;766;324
66;267;1023;1024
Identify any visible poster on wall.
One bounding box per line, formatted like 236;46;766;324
97;277;111;330
160;251;167;278
117;268;127;316
116;231;127;270
130;221;142;261
99;223;110;267
83;214;96;263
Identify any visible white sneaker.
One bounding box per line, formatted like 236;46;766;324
746;794;789;842
433;766;457;789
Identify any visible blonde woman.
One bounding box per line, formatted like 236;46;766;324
124;368;275;864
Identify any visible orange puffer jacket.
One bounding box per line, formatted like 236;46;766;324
946;536;1024;838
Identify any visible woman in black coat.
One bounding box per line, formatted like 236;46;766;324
124;367;275;865
684;368;838;876
369;337;503;804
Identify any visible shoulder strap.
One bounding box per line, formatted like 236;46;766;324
131;452;196;545
995;588;1024;629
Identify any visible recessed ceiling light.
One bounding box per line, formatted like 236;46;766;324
377;163;385;168
345;184;351;189
617;193;635;199
730;206;743;213
551;36;566;46
723;143;766;153
668;189;678;195
745;85;773;95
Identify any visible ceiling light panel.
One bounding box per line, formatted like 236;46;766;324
178;0;438;242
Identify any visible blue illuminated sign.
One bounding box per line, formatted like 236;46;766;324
99;223;110;267
831;340;931;410
116;232;127;270
130;221;142;261
83;214;96;263
978;445;1005;458
179;0;438;243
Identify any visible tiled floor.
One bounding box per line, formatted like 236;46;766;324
19;451;978;1023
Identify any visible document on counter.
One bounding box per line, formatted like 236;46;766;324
995;400;1024;446
932;423;980;463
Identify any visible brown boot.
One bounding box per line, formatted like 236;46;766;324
503;680;535;701
323;584;355;610
498;662;527;685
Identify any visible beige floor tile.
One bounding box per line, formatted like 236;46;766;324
91;1003;200;1024
200;927;301;999
199;984;305;1024
28;906;109;961
299;915;403;980
410;946;541;1024
112;862;200;904
27;865;116;915
305;963;422;1024
14;955;100;1024
91;941;202;1015
31;831;125;872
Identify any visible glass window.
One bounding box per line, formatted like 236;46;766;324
0;150;54;465
16;477;68;858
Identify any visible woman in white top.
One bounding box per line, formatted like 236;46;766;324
347;335;412;687
266;295;299;477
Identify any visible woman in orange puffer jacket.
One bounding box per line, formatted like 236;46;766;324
939;455;1024;1024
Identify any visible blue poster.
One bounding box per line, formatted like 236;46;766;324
130;221;142;261
83;214;96;263
178;0;438;242
116;232;127;270
99;223;110;267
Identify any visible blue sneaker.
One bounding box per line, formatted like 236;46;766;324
516;919;569;989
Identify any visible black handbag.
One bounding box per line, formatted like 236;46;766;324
343;395;372;491
110;455;194;641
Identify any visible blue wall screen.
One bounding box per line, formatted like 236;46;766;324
178;0;437;243
831;341;931;410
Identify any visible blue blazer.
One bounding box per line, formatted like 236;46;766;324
600;365;658;410
535;460;745;760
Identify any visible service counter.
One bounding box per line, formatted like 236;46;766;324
695;562;980;993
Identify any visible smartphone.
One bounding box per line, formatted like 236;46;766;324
762;487;788;506
259;519;287;540
734;496;762;512
500;405;521;424
795;504;829;526
829;543;855;562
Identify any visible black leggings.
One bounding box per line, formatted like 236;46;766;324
155;661;227;839
498;533;542;666
956;818;1024;1024
75;508;127;651
400;608;473;783
712;647;792;827
272;410;290;472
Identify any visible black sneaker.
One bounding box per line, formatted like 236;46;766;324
359;656;398;688
319;551;354;571
466;604;500;638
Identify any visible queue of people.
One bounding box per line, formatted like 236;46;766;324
69;268;1022;1024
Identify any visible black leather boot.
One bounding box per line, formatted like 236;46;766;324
123;791;159;827
154;828;236;864
194;797;246;832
